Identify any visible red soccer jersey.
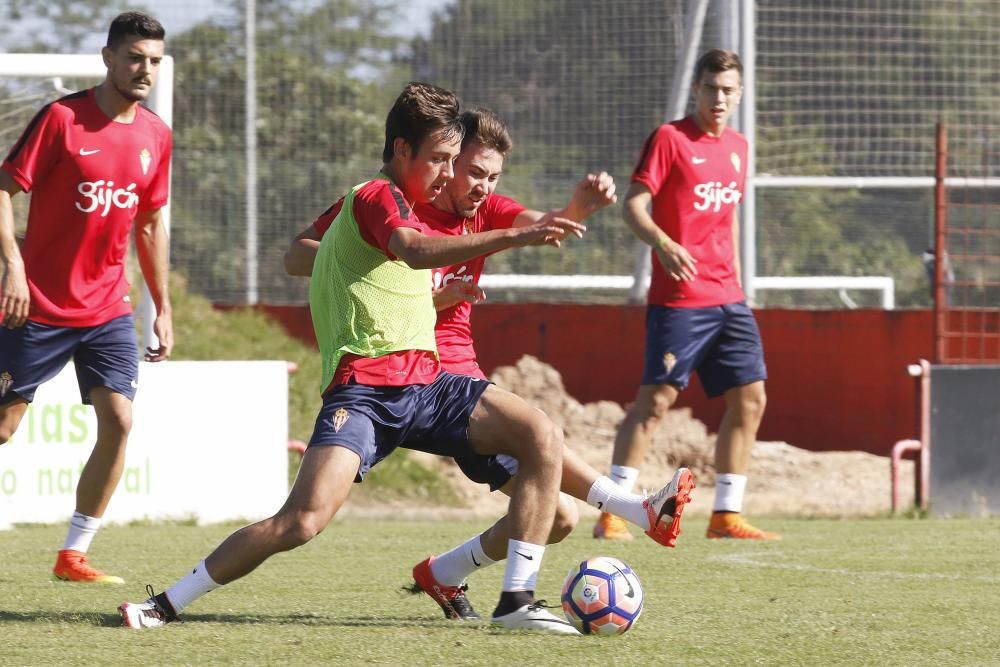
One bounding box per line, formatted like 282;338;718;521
316;177;441;387
415;194;524;370
2;88;172;326
632;116;747;308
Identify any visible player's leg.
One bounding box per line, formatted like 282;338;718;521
447;382;573;633
119;445;361;629
595;304;706;540
119;385;380;629
54;315;139;584
700;302;777;540
412;486;578;621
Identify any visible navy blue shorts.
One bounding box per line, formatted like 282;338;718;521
307;371;493;482
641;302;767;398
453;448;518;492
0;314;140;405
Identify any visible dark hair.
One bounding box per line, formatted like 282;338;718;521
382;82;463;163
106;11;165;50
460;108;512;156
694;49;743;82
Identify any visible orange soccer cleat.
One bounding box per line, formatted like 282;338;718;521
592;512;634;541
642;467;695;548
53;549;125;584
706;512;781;540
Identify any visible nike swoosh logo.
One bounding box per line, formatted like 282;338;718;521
691;156;707;164
596;501;604;510
609;562;635;598
611;473;628;480
79;148;101;156
720;481;733;485
515;551;534;561
471;551;481;567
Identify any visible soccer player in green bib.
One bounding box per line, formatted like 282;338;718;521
119;82;689;634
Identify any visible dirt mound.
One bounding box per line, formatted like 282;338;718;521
412;355;912;519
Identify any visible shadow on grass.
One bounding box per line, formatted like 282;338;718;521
0;610;123;627
0;609;468;630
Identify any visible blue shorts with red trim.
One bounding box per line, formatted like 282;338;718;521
641;302;767;397
307;371;493;482
0;314;140;405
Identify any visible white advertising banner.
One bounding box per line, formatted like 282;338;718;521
0;361;289;529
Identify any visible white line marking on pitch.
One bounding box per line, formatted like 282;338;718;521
709;551;1000;583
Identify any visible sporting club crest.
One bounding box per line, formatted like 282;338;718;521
0;371;12;397
662;353;677;374
332;407;350;433
140;148;152;175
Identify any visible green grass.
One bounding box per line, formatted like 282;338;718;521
2;517;998;665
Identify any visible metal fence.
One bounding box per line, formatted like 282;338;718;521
1;0;997;308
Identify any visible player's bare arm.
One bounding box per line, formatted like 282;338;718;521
623;182;698;281
0;170;29;329
134;208;173;360
511;171;617;244
389;217;585;270
433;281;485;310
284;223;323;277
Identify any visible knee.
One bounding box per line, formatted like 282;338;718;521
547;495;579;544
0;426;12;445
97;408;133;441
737;387;767;425
274;512;326;550
633;389;673;426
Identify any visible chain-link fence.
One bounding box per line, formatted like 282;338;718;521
1;0;997;308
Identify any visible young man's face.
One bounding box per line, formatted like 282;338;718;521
442;142;505;218
692;68;743;133
398;129;462;204
103;36;164;103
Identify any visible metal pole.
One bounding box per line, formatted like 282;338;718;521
934;122;948;364
628;0;710;303
142;56;174;352
739;0;757;302
245;0;259;305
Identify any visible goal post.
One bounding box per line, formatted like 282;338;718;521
0;53;174;352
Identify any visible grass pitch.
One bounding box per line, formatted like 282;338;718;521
2;516;998;666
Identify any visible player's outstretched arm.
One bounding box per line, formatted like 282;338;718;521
0;170;29;329
284;223;323;277
134;208;173;360
389;217;586;270
623;182;697;281
560;171;618;222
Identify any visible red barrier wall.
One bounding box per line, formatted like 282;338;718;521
254;304;933;456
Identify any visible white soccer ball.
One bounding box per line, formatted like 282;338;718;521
561;556;644;635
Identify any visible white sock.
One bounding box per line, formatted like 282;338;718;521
608;464;640;492
714;473;748;512
430;534;497;586
501;540;545;592
63;512;101;553
165;559;220;613
587;476;649;528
